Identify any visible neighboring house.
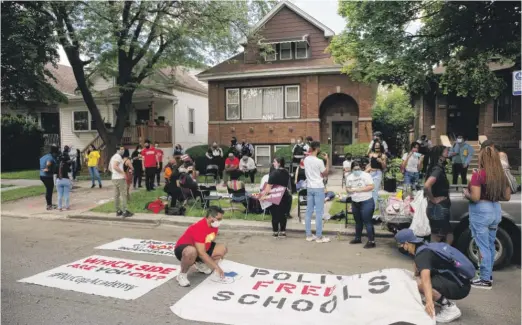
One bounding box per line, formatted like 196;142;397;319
197;0;377;167
413;62;521;169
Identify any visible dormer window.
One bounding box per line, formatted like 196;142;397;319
280;43;292;60
260;36;310;62
264;44;277;61
295;41;308;59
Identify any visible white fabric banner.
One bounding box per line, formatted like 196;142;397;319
96;238;177;257
18;255;179;300
171;260;435;325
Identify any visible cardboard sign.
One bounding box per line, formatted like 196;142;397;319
171;260;435;325
96;238;176;257
18;255;179;300
259;185;287;209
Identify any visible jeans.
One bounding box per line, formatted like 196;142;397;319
113;179;128;211
305;188;325;237
40;176;54;206
403;171;419;186
469;201;501;281
89;167;102;186
352;198;376;241
370;170;382;205
56;178;71;209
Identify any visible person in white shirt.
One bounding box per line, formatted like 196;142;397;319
259;174;269;192
239;155;257;183
109;145;133;218
342;153;353;179
401;142;423;187
345;160;376;248
303;141;330;243
366;131;389;155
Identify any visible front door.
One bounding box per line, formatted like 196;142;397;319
331;121;352;166
446;98;479;141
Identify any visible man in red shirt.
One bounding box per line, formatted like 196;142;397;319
141;139;158;191
222;152;240;185
154;142;164;187
174;206;227;287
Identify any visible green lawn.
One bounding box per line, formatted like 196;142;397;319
1;185;49;202
1;170;40;179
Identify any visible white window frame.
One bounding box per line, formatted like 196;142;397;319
188;108;195;134
255;145;272;167
284;85;300;118
226;88;240;120
295;41;308;59
279;42;292;60
72;110;94;132
264;44;277;61
241;86;284;120
274;145;289;153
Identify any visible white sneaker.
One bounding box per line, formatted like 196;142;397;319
316;236;331;243
176;273;190;287
306;235;317;242
436;303;462;323
194;262;212;275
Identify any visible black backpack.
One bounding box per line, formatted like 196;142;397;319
165;206;186;216
293;144;305;156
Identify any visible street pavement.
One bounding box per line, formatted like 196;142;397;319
1;216;520;325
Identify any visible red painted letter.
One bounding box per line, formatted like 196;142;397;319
252;280;273;290
301;285;321;296
275;283;296;294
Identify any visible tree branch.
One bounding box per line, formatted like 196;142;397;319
131;3;165;65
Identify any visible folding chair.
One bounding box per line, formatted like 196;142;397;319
227;186;249;218
297;189;308;223
195;185;222;210
204;165;219;185
179;184;198;213
339;196;353;228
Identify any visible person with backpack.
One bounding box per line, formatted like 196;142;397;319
463;146;511;289
39;145;59;210
109;145;133;218
395;228;472;323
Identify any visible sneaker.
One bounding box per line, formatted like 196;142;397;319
364;241;376;249
91;184;95;189
46;205;53;211
436;304;462;323
116;210;123;216
306;235;317;242
349;238;362;244
176;273;190;287
122;210;134;218
194;262;212;275
316;236;331;243
99;184;102;188
471;278;492;290
279;232;287;238
273;232;279;238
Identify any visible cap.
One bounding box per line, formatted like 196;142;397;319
181;154;191;162
395;229;423;244
480;139;494;149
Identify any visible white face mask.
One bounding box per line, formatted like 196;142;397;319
211;220;221;228
457;138;463;143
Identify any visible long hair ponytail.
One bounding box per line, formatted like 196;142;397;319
479;146;508;201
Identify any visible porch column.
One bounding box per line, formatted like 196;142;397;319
150;100;155;143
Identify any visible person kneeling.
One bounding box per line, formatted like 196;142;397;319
395;229;471;323
174;206;227;286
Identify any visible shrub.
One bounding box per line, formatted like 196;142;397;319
344;142;370;158
185;144;230;173
1;115;44;171
274;144;332;165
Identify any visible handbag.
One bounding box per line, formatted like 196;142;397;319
409;191;431;237
165;206;186;216
504;169;518;194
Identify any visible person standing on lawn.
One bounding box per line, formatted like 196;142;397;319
402;142;423;188
154;142;164;187
122;149;134;200
39;145;59;210
131;144;143;189
174;206;227;287
87;144;103;188
303;141;330;243
56;153;72;211
463;146;511;289
141;139;158;191
449;135;474;185
109;145;133;218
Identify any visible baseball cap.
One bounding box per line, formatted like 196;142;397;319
395;229;423;244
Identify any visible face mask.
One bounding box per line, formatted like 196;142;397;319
457;138;463;143
375;148;381;152
211;220;221;228
352;170;362;177
145;144;150;148
213;145;217;149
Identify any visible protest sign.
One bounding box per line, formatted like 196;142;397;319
171;260;435;325
258;185;287;210
96;238;176;257
19;255;179;300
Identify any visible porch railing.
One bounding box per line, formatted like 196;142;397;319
121;125;172;145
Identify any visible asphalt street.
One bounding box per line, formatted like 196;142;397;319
1;216;520;325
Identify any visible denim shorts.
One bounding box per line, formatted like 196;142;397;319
427;201;452;236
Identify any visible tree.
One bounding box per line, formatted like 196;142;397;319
372;86;415;155
328;1;521;103
39;1;274;158
1;2;67;105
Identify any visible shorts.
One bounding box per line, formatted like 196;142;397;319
427;201;452;236
431;273;471;300
174;242;216;262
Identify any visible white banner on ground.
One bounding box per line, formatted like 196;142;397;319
18;255;179;300
171;260;435;325
96;238;177;257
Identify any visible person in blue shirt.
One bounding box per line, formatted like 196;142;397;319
39;145;59;210
449;135;474;185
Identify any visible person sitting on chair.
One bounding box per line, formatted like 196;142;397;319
239;155;257;183
223;152;240;185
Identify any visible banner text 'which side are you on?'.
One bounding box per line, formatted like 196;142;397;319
18;255;180;300
171;260;436;325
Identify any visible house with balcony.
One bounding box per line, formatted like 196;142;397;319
197;0;377;167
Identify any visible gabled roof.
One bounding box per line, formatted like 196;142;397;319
239;0;335;44
159;67;208;95
46;63;78;95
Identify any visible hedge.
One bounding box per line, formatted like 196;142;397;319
344;142;370;158
1;115;44;172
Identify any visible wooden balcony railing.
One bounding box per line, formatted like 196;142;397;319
121;125;172;145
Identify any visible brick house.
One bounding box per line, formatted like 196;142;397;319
197;0;377;167
413;62;521;169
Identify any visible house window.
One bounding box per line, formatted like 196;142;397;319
226;88;240;120
188;108;195;134
241;87;284;120
264;44;277;61
285;85;300;118
295;41;308;59
72;111;93;131
280;43;292;60
274;145;288;153
255;145;271;167
494;91;512;123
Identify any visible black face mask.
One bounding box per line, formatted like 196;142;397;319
145;144;150;148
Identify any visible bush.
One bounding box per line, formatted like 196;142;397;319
274;144;332;165
344;142;370;158
185;144;230;174
1;115;44;172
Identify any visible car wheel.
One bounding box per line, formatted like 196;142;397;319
456;227;513;270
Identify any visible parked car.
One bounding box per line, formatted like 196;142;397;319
383;186;521;270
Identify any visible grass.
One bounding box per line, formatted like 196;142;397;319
1;184;14;188
1;185;49;202
1;170;40;179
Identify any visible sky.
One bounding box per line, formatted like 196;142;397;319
57;0;347;67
